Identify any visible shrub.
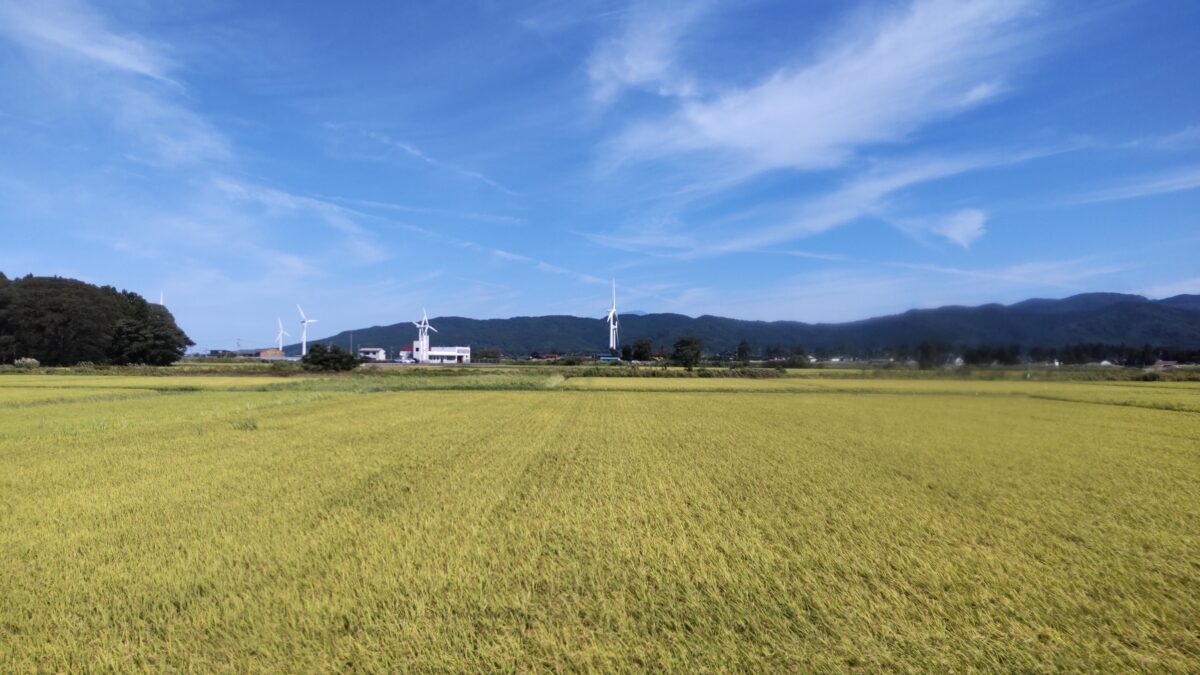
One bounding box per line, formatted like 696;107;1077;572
14;357;40;369
300;344;360;372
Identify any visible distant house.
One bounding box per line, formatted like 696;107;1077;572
357;347;387;362
258;348;285;359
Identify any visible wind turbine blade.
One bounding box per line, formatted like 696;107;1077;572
297;304;307;320
428;325;438;333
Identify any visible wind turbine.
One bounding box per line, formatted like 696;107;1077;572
275;317;290;351
413;307;436;362
605;280;619;352
297;305;317;356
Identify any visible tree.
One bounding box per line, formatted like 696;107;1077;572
0;274;192;366
631;338;654;362
671;336;703;371
736;339;752;362
300;343;360;371
765;344;790;359
109;297;193;366
0;272;13;362
917;340;938;370
620;344;633;361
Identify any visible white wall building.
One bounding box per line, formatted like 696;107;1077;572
414;343;471;364
357;347;387;361
411;309;470;364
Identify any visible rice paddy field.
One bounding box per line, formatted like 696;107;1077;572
2;369;1198;671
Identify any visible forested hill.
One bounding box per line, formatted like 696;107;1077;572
0;273;193;365
301;292;1200;356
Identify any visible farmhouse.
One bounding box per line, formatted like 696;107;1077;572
357;347;387;361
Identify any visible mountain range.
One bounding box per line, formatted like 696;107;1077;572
291;293;1200;356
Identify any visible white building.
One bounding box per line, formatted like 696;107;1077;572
412;309;471;364
357;347;387;361
414;343;471;364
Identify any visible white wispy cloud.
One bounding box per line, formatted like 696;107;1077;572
607;0;1035;173
315;194;525;226
1122;123;1200;151
115;89;230;166
1137;276;1200;298
592;153;1026;257
353;128;516;196
490;249;608;286
580;0;1049;259
212;178;389;262
895;208;988;248
931;209;987;248
0;0;230;166
1065;165;1200;205
587;0;710;103
1150;124;1200;150
0;0;175;82
890;258;1127;289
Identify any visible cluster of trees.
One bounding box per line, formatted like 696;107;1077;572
619;338;658;362
645;337;1196;371
617;337;810;366
299;344;360;371
909;340;1194;369
731;341;808;362
961;344;1022;366
671;336;703;370
0;273;193;366
1034;343;1198;366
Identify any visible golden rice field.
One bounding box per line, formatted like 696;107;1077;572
1;371;1198;671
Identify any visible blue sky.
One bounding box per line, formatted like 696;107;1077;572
1;0;1198;350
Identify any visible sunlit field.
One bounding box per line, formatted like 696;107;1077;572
2;371;1198;671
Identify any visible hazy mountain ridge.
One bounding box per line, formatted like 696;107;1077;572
294;293;1200;356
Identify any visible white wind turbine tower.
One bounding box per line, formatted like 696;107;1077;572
413;307;437;363
275;317;290;351
605;280;619;352
297;305;317;356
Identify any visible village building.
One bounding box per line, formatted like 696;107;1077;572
357;347;387;361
